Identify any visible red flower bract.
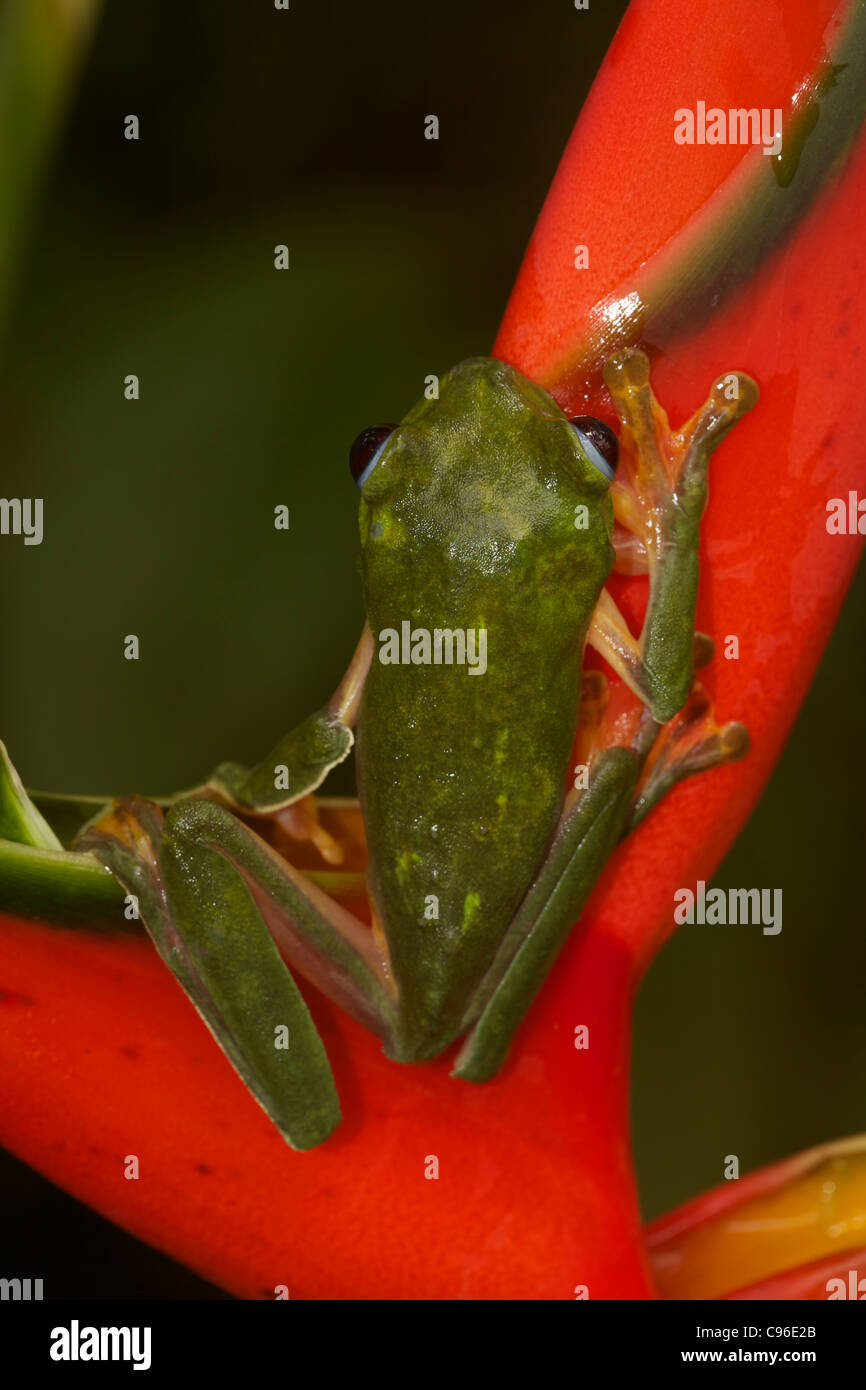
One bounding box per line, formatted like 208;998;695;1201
1;0;864;1298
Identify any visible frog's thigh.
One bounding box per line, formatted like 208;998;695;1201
163;798;395;1036
453;747;641;1084
81;795;395;1149
79;797;341;1150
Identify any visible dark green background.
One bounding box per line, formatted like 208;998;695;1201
0;0;862;1296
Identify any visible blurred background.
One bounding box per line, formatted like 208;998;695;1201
0;0;863;1296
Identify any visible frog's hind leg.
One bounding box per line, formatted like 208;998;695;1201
453;667;747;1084
452;738;641;1083
626;681;748;832
79;793;397;1150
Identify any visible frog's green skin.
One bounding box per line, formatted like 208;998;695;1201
355;359;613;1061
0;350;756;1150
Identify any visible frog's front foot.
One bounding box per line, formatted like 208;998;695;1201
603;346;759;545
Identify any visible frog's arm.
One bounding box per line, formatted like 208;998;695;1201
201;624;373;814
78;795;397;1150
15;625;373;836
0;623;376;927
586;348;758;724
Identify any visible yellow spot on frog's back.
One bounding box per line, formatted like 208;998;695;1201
461;891;481;934
493;729;509;768
396;849;421;882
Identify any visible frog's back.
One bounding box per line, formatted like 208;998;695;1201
356;600;582;1061
354;357;613;1061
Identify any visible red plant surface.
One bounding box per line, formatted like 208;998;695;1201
0;0;864;1299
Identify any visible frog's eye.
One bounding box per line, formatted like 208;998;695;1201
349;425;396;487
569;415;619;481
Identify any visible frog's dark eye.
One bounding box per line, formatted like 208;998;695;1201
569;415;619;481
349;425;396;487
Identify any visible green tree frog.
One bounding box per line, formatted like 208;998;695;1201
0;348;756;1151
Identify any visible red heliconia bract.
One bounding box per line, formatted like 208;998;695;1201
1;0;864;1299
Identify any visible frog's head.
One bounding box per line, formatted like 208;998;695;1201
352;357;617;642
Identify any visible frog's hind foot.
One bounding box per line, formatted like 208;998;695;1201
573;660;747;835
626;683;748;833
